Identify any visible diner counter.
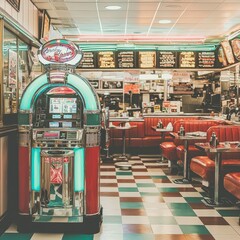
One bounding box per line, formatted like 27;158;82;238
142;113;211;117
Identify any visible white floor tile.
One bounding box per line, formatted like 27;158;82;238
119;192;141;197
145;208;173;216
117;183;138;187
138;187;159;193
180;192;203;197
193;209;221;217
143;202;169;209
163;197;187;203
99;224;123;234
100;187;119;192
100;179;118;183
206;225;238;235
102;208;122;216
224;217;240;226
151;224;183;234
211;235;240;240
134;179;154;183
122;216;150;224
94;233;123;240
31;233;63;240
175;216;204;225
5;224;17;233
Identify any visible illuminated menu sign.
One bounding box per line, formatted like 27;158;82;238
198;52;215;68
98;51;115;68
179;52;196;68
158;51;177;68
78;51;96;68
138;51;156;68
117;51;136;68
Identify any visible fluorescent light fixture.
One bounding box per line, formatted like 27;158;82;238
227;29;240;40
105;5;122;10
158;19;172;24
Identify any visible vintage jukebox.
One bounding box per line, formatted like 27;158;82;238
18;39;102;233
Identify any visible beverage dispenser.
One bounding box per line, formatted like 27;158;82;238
18;39;102;233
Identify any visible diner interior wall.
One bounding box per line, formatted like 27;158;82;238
0;0;39;39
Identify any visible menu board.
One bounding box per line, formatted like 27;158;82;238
221;40;235;65
179;52;196;68
117;51;136;68
230;38;240;62
157;51;177;68
138;51;156;68
98;51;115;68
78;51;96;68
198;52;215;68
218;46;228;67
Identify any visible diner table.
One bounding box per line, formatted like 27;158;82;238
170;131;207;184
110;122;136;169
195;141;240;206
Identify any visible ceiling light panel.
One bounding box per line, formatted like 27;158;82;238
105;6;122;10
187;3;220;11
64;2;96;10
162;0;224;2
33;3;53;9
217;3;240;11
128;2;159;11
156;10;183;18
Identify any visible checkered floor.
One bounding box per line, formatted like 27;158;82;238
1;155;240;240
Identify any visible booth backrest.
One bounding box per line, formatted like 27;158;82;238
206;125;240;159
144;117;198;136
173;120;227;146
173;120;227;133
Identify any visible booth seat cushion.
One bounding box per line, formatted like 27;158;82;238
176;145;206;160
224;172;240;200
191;156;240;182
160;142;178;161
143;136;162;147
111;138;143;147
190;156;215;181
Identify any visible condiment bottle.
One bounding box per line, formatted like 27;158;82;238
179;125;185;136
210;132;218;147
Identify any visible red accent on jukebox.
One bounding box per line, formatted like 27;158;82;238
18;146;30;213
85;146;100;214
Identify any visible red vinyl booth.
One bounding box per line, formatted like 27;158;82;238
190;125;240;187
160;120;227;170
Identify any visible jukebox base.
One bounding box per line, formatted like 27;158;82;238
17;207;102;234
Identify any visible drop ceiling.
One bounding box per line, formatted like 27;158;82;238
31;0;240;44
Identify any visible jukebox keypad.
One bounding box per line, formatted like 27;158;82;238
32;129;83;148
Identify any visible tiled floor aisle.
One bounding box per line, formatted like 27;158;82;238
1;156;240;240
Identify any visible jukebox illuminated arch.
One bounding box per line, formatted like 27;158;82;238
19;73;100;112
